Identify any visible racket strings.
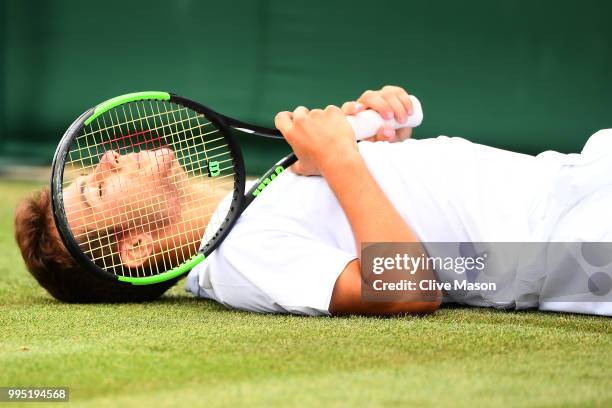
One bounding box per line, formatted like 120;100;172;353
84;219;209;265
63;99;236;278
64;152;237;240
69;175;236;242
74;180;234;276
63;153;236;223
71;119;221;168
72;125;221;168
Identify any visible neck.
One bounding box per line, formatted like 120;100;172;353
155;178;231;265
180;178;230;224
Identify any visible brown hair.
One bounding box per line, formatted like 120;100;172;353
14;188;176;302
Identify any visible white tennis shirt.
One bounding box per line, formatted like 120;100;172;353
186;131;612;316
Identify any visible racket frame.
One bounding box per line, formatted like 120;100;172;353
50;92;280;286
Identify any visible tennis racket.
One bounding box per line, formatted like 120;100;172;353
51;91;423;286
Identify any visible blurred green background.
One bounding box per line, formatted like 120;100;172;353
1;0;610;174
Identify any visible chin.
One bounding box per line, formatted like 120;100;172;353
162;161;187;221
168;159;187;180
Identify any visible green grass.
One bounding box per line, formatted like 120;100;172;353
0;180;610;407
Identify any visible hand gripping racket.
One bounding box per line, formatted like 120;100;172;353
51;92;423;286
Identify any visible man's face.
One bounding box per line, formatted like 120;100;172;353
62;148;185;242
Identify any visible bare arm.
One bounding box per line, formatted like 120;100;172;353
274;91;441;316
321;153;440;316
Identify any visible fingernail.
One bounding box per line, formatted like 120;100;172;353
407;107;413;116
385;111;394;120
383;128;394;138
399;115;407;124
354;103;364;111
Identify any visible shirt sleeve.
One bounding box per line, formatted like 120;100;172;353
193;218;357;316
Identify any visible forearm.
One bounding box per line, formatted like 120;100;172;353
321;151;441;312
319;152;418;247
274;102;440;314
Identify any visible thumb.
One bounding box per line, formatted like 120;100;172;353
290;160;303;174
377;125;396;142
274;111;293;134
341;101;365;116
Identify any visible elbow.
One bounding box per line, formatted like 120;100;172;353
419;288;442;313
411;295;442;315
330;260;442;317
387;289;442;316
416;286;443;314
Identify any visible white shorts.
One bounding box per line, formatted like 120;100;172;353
450;129;612;315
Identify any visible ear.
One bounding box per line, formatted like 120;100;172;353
118;231;154;268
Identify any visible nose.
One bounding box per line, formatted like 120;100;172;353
96;151;121;176
101;150;120;167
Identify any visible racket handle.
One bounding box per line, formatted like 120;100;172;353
346;95;423;140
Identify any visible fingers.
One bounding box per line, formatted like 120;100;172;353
394;89;413;117
341;101;365;115
357;86;413;123
376;125;397;142
395;127;413;141
292;106;309;124
274;111;293;134
290;160;302;174
324;104;341;112
358;90;394;120
276;104;344;139
383;93;407;124
381;86;412;123
374;125;412;143
290;160;321;176
275;106;310;134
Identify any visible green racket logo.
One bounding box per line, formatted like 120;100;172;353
209;161;220;177
252;166;284;197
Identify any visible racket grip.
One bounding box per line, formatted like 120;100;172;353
346;95;423;140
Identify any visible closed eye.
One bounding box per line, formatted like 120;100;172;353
98;182;104;198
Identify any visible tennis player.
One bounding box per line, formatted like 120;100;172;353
15;86;612;316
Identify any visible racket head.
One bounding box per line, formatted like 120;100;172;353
51;92;246;285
